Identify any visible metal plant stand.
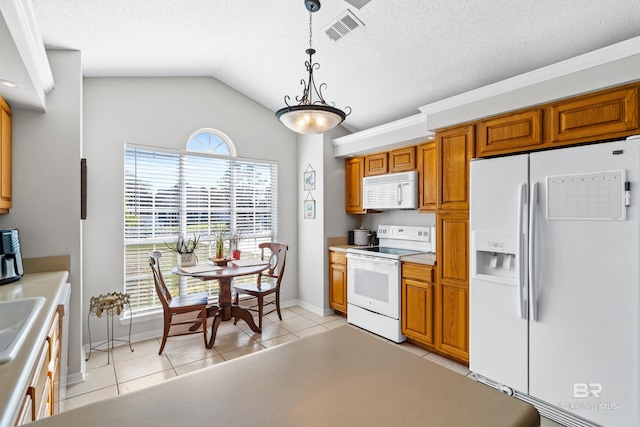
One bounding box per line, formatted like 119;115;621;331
86;292;134;364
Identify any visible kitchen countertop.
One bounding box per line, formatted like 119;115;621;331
329;245;436;266
328;244;362;252
401;253;436;266
27;325;539;427
0;271;69;427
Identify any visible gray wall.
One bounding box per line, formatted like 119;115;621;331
0;50;84;381
82;76;299;345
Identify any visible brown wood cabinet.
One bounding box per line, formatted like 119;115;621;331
0;95;12;213
432;123;473;363
435;211;469;362
417;141;437;212
477;108;543;157
389;146;416;172
47;308;62;415
17;305;63;425
401;262;434;346
364;152;388;176
475;84;640;158
345;157;366;214
546;85;639;145
437;124;475;211
328;250;348;314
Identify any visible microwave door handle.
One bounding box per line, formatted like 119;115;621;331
397;183;402;205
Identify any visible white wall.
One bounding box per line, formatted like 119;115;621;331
296;134;325;313
295;126;354;314
82;76;298;344
0;50;83;380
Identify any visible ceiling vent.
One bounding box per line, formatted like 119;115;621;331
322;9;364;42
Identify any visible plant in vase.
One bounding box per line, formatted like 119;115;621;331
212;225;228;260
165;233;200;267
229;230;244;260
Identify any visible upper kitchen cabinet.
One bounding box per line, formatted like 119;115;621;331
476;109;543;157
364;152;388;176
418;141;437;212
345;157;366;214
389;146;416;172
546;84;639;145
437;124;475;210
0;96;12;213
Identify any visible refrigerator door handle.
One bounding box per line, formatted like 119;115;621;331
529;182;539;321
517;183;528;319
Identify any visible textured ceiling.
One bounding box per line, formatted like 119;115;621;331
24;0;640;132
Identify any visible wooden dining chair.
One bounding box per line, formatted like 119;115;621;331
233;243;288;329
149;251;210;355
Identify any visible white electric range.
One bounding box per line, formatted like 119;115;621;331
346;224;435;342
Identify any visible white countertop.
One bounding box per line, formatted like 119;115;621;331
0;271;69;427
401;253;436;266
329;245;436;266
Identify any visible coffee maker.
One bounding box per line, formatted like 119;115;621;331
0;229;24;285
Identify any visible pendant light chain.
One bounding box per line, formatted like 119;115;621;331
308;11;313;49
275;0;351;135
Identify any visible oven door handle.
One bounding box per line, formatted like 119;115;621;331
347;253;398;265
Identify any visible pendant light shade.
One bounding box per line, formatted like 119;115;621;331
276;105;346;135
276;0;350;135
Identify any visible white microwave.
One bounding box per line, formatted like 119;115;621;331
362;171;418;210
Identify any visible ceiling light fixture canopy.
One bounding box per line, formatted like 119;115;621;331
276;0;351;135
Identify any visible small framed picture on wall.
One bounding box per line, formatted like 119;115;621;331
304;170;315;191
304;199;315;219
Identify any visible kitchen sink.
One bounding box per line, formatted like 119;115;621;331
0;297;46;364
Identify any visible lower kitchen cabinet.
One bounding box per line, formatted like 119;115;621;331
436;211;469;363
328;250;348;314
438;283;468;362
16;305;63;425
401;262;434;346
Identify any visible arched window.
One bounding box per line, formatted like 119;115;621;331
186;128;237;156
124;130;278;314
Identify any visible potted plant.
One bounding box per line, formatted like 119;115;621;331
165;233;200;267
229;230;244;260
212;225;228;260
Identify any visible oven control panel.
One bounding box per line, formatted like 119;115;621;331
377;225;433;242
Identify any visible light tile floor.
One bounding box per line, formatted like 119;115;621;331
65;305;563;426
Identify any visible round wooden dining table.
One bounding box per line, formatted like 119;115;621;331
171;261;269;348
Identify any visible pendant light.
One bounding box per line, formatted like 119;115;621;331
275;0;351;135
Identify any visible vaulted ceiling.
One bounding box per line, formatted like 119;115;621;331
2;0;640;133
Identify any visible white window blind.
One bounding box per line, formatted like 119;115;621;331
124;145;278;313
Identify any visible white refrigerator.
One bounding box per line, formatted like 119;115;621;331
469;136;639;427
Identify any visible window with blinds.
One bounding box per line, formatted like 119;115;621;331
124;145;278;314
